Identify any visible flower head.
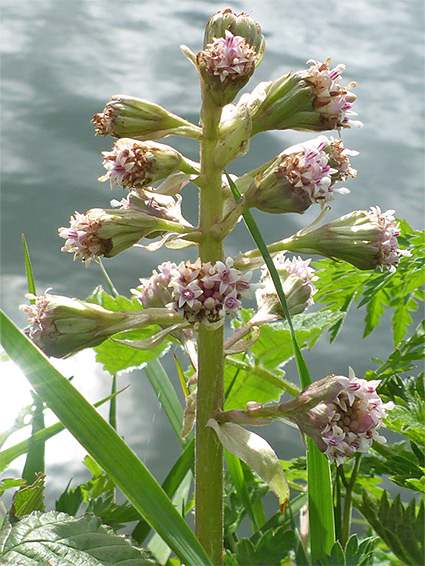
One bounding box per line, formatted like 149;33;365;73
302;58;361;130
98;138;197;190
279;373;395;464
59;191;192;265
248;58;362;135
200;30;257;84
136;258;253;327
244;136;355;214
91;95;202;141
256;254;318;318
283;206;409;271
20;291;128;357
197;10;265;106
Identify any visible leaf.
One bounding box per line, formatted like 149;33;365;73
355;490;424;565
208;420;289;512
87;288;170;374
0;478;27;497
9;473;45;521
319;535;376;566
0;510;158;565
21;393;45;485
235;527;297;566
144;358;186;446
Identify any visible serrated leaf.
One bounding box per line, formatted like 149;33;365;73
0;510;158;565
236;527;297;566
10;473;45;521
355;490;424;565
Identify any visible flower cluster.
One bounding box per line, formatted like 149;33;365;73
59;190;191;265
215;372;394;465
98;138;194;190
285;373;395;465
256;254;317;317
200;30;257;83
244;136;356;214
279;206;409;271
20;291;128;358
134;258;253;327
59;210;110;264
369;206;409;270
302;57;361;129
278;137;356;207
91;94;202;141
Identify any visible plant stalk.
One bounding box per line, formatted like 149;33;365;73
195;98;225;565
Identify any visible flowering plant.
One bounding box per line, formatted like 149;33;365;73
1;8;424;566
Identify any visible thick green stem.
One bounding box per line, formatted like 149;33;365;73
195;98;225;565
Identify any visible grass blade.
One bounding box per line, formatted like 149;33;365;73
0;388;128;472
145;358;187;446
226;172;335;561
0;310;212;566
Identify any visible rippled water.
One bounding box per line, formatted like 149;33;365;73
1;0;424;503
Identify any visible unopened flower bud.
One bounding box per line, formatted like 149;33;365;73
283;206;410;271
278;372;395;465
256;254;317;318
91;95;202;141
242;136;354;214
59;191;193;265
248;57;361;135
214;102;252;167
203;9;264;53
98;138;199;190
20;291;183;358
197;10;265;106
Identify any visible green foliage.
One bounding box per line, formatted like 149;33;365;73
355;490;424;565
87;287;170;374
229;527;298;565
0;478;26;498
8;473;45;521
365;321;424;380
225;309;344;409
313;225;424;345
0;510;159;565
318;535;377;566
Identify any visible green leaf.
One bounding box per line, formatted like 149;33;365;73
235;527;297;566
319;535;376;566
225;451;264;533
0;478;26;497
87;288;170;375
9;473;45;521
21;393;45;485
0;510;158;565
0;310;212;566
0;387;129;473
144;358;186;446
355;490;424;565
